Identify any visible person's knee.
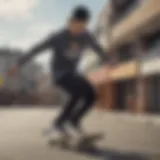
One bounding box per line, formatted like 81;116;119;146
85;85;97;106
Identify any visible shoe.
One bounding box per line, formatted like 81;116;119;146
65;123;85;139
45;126;65;141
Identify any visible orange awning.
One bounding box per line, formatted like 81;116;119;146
109;61;138;81
88;60;138;85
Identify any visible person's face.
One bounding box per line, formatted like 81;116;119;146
69;19;88;35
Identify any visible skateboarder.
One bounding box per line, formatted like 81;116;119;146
9;6;112;140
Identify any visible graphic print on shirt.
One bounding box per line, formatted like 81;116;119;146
64;42;81;60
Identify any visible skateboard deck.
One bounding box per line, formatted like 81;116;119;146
48;133;104;151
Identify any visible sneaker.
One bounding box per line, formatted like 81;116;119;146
65;123;85;139
45;126;65;141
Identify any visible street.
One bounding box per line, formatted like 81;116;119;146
0;108;160;160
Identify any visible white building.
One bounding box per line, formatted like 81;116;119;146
80;3;111;74
0;48;42;93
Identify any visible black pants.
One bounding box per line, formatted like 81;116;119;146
55;72;97;128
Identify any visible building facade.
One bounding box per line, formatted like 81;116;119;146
87;0;160;113
0;48;42;93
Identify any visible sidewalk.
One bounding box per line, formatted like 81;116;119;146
0;107;160;160
84;110;160;154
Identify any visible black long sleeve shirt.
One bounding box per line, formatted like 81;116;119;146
18;28;110;82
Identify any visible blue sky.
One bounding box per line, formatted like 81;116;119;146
0;0;107;67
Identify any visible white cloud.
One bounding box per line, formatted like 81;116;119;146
0;0;39;20
11;23;55;49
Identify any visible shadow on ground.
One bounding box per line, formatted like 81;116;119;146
49;137;150;160
48;133;151;160
77;146;150;160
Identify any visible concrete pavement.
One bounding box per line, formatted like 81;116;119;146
0;108;160;160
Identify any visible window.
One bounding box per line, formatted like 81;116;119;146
110;0;140;25
143;30;160;57
148;75;160;113
116;44;135;62
115;80;136;111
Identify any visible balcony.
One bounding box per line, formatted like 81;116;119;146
110;0;160;48
88;60;138;86
109;61;137;81
110;0;140;26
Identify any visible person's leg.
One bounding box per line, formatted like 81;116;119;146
55;94;79;129
70;77;97;127
54;73;84;129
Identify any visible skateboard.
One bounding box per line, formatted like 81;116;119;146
47;133;104;151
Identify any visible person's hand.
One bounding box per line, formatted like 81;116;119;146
8;65;20;76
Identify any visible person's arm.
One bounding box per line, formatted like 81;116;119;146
18;33;56;66
87;33;111;63
8;33;57;76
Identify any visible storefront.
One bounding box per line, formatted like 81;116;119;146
98;60;138;111
114;79;136;111
141;56;160;113
88;60;138;110
87;66;110;109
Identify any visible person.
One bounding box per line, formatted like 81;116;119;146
9;5;112;140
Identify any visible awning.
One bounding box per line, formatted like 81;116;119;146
109;61;138;81
88;60;138;85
